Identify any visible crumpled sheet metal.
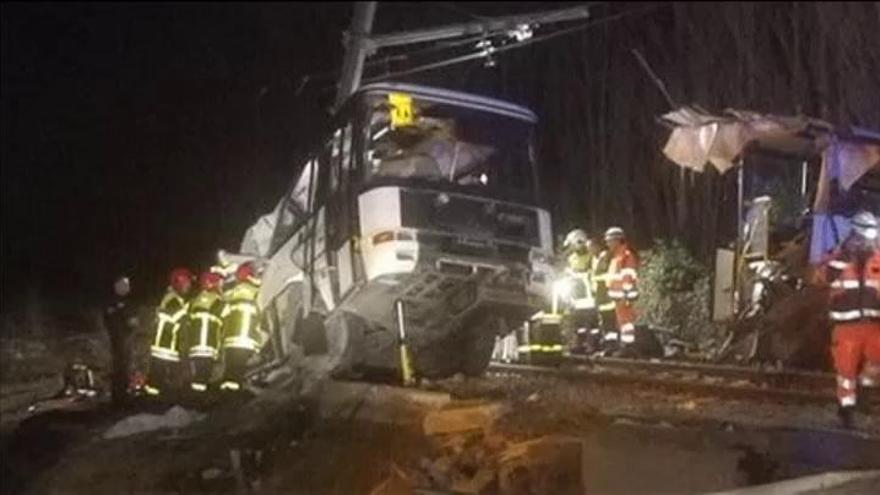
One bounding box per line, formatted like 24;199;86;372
660;106;828;173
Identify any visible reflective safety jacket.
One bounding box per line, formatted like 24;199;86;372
151;290;188;362
607;244;639;302
187;290;225;360
567;251;591;273
823;247;880;323
221;281;263;352
590;250;615;312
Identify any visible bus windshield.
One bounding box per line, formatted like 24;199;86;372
364;94;538;203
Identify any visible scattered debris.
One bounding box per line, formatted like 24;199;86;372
370;463;414;495
318;381;451;426
451;466;496;494
102;405;205;439
497;435;584;495
422;403;503;436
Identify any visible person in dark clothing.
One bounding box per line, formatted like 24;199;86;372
103;276;139;407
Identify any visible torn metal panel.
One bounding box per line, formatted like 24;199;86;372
660;106;828;173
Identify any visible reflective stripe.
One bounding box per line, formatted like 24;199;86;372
625;291;639;300
224;336;259;351
157;313;177;325
159;306;188;323
537;314;563;325
151;346;180;362
840;395;857;407
220;381;241;391
193;312;223;325
620;333;635;344
525;344;564;352
620;323;635;333
189;345;219;359
517;345;533;352
619;268;638;280
572;298;595;310
860;376;877;387
598;302;616;311
830;310;863;321
144;385;160;396
830;309;880;321
831;280;861;289
539;345;564;352
191;383;207;392
828;260;849;270
837;376;856;390
608;290;625;299
170;307;188;321
227;302;258;314
604;332;619;341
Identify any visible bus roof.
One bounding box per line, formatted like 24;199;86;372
355;82;538;123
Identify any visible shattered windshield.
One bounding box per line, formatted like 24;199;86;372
364;94;537;203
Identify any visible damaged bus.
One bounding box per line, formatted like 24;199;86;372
239;83;554;382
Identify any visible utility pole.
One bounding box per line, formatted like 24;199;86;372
335;1;378;108
334;2;592;108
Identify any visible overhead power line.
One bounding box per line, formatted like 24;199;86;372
362;5;661;84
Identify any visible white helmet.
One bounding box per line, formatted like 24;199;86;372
563;229;589;250
113;276;131;297
604;226;625;242
852;210;878;240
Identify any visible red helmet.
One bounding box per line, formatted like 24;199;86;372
169;268;194;294
199;271;224;292
235;262;262;285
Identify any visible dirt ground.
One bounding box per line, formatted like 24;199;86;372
2;328;878;494
2;371;879;495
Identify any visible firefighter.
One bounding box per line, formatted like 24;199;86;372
219;262;264;392
103;275;139;407
185;271;226;392
817;210;880;427
561;229;597;354
146;268;193;396
605;227;640;346
589;239;617;351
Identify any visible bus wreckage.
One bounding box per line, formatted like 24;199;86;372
232;83;554;385
660;106;880;366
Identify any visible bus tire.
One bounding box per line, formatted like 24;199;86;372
459;315;502;376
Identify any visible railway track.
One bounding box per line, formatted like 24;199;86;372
486;357;860;405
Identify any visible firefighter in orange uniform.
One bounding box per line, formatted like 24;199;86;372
817;210;880;427
604;227;640;346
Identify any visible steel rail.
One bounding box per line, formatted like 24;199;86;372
486;362;838;404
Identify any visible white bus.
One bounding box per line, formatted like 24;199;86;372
240;82;554;380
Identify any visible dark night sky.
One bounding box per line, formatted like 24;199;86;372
2;2;357;304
